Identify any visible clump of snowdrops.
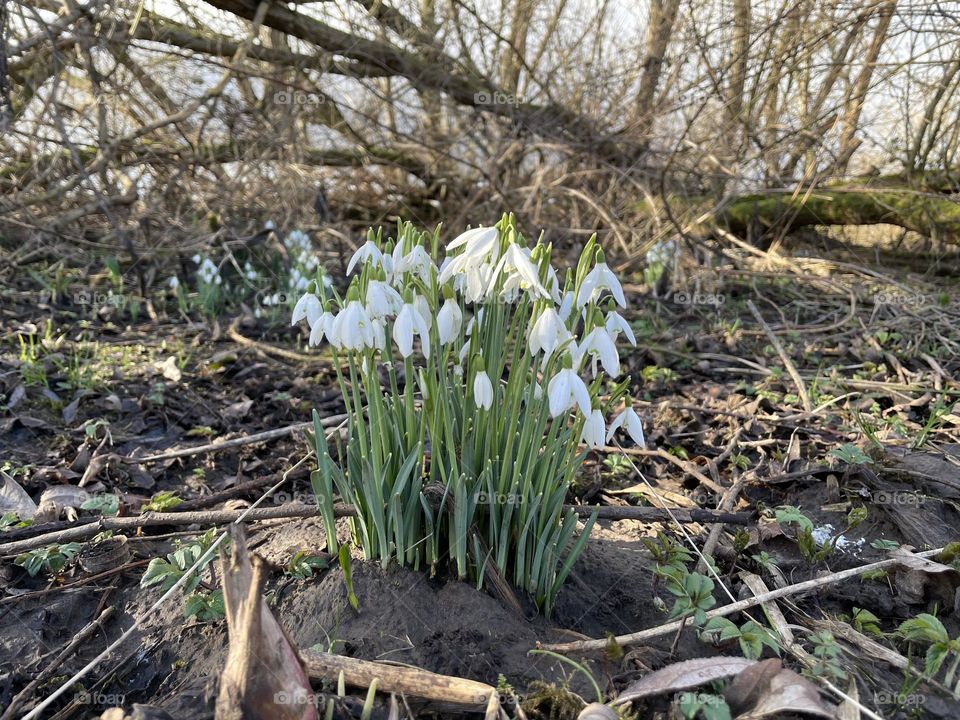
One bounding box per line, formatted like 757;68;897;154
292;216;645;612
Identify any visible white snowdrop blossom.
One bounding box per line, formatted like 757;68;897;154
547;367;592;418
347;240;385;275
579;326;621;377
493;244;550;299
393;301;431;358
528;307;572;358
168;276;180;290
309;311;335;346
437;298;463;344
393;245;436;285
580;408;606;449
606;405;645;448
577;258;626;308
292;293;322;326
331;300;377;350
365;280;403;319
605;310;636;346
473;368;494;410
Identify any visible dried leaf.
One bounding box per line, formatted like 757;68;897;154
0;470;38;519
614;657;755;705
732;664;835;719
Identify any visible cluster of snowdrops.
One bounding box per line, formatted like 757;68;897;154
292;217;644;612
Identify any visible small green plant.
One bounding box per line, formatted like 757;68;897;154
897;613;960;689
871;538;899;551
140;529;219;594
0;512;32;531
81;494;119;516
142;491;183;512
851;607;883;637
17;333;48;387
658;565;716;626
15;543;82;576
602;454;632;477
829;443;873;465
700;617;780;659
339;544;359;611
286;551;328;580
750;550;781;575
184;589;225;622
773;505;814;532
806;631;845;682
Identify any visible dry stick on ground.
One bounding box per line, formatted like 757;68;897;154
0;560;151;606
746;299;812;413
0;504;753;557
539;547;946;654
0;607;115;720
227;319;328;364
301;650;500;715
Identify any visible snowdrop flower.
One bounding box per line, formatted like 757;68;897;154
365;280;403;319
472;357;494;410
580;408;606;449
393;245;436;285
547;366;592;418
191;254;201;264
558;291;575;322
264;219;276;231
308;311;335;346
331;300;376;350
393;301;431;358
579;326;621;377
606;404;645;447
243;262;259;281
167;276;180;290
448;226;499;256
292;293;322;326
493;244;549;299
347;240;385;275
437;297;462;344
463;262;495;303
577;254;626;308
528;307;571;358
605;309;636;346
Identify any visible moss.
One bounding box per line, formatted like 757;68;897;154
718;189;960;241
521;681;586;720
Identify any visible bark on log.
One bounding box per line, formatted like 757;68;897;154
717;188;960;242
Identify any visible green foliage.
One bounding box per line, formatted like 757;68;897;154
142;491;183;512
140;529;219;594
286;551;328;580
0;512;32;531
806;631;846;682
700;617;780;660
773;505;814;532
829;443;873;465
339;544;360;611
15;543;82;576
659;567;716;626
81;494;119;516
851;607;883;637
678;691;731;720
184;590;225;622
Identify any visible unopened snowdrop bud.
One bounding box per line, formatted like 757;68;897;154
606;402;645;448
346;240;385;275
472;356;494;410
292;293;322;326
580;406;606;449
437;294;463;345
576;249;626;308
558;291;575;322
332;291;376;350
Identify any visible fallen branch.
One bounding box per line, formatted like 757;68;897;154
0;502;752;556
539;547;945;654
301;650;499;714
746;299;812;413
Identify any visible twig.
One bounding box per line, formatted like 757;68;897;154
746;299;812;413
539;547;945;653
122;415;346;464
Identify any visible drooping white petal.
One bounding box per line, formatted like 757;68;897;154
547;368;592;418
366;281;403;319
624;407;646;447
448;226;498;253
393;304;416;357
292;293;321;325
474;370;494;409
605;409;627;443
606;311;636;346
309;311;335;346
577;263;626;308
580;409;606;449
346;241;384;275
437;298;462;344
581;327;621;377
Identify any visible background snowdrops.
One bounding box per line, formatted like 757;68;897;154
294;216;642;612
